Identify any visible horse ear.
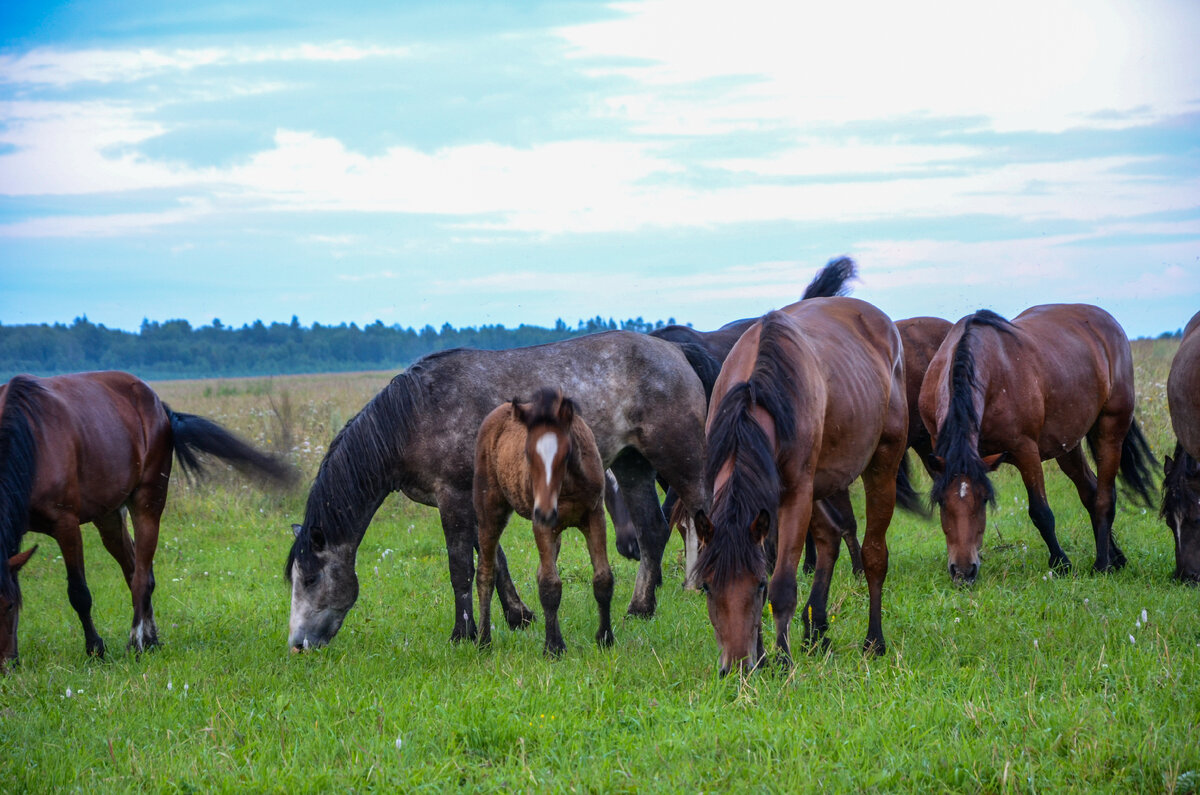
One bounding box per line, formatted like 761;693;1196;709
982;452;1007;471
558;397;575;427
751;509;771;543
291;523;303;539
511;397;527;424
8;545;37;573
929;455;946;474
694;510;714;545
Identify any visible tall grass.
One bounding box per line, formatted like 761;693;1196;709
2;354;1197;793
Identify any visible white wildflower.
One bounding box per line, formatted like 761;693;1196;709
65;687;73;698
1141;608;1148;624
167;680;173;690
395;736;403;751
1129;635;1136;645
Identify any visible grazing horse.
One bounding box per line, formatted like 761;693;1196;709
919;305;1156;584
0;371;294;668
614;257;860;573
286;331;709;651
475;388;612;655
1163;310;1200;582
799;315;951;575
692;297;910;675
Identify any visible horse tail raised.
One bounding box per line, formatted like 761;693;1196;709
166;407;297;488
1117;419;1157;508
801;256;857;300
0;377;40;600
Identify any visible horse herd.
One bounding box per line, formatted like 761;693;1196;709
1;259;1197;676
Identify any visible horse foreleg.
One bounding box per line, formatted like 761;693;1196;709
582;509;615;648
801;499;840;652
50;517;106;658
770;487;813;667
535;530;566;656
473;500;508;649
605;471;641;561
860;446;903;656
1014;445;1070;573
438;497;481;643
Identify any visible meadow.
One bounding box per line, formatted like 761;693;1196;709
1;339;1197;793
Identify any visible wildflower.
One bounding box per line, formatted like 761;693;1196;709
167;680;173;690
1140;608;1148;624
1033;639;1038;649
1128;635;1136;645
65;687;73;698
395;736;403;751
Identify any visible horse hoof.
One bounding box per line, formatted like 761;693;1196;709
87;639;107;659
862;637;886;656
625;598;656;619
615;540;641;562
543;641;566;658
505;607;535;630
450;624;478;644
1050;556;1072;573
596;629;615;648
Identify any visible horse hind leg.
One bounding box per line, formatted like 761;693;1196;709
126;488;166;652
1081;421;1127;572
94;508;135;588
51;516;106;658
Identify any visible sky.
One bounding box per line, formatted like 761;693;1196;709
1;0;1198;337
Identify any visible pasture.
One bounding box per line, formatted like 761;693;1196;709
1;340;1197;792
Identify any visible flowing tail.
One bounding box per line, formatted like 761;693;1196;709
167;407;297;488
801;256;857;300
1116;419;1157;508
895;452;931;516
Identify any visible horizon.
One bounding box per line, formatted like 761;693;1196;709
2;1;1199;339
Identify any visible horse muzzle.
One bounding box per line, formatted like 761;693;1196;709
948;562;979;585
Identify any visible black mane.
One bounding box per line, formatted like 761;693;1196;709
930;310;1014;506
0;376;42;604
1162;441;1197;520
696;312;801;588
285;367;426;579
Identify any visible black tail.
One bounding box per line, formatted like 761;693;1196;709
167;407;297;488
0;377;39;603
895;452;931;516
1117;419;1157;509
676;341;722;402
801;256;857;300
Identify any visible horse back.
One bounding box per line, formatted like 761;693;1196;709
21;372;170;524
1169;310;1200;457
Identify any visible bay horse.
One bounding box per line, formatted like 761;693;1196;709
919;305;1156;584
614;257;860;576
1163;310;1200;582
286;331;710;652
692;297;910;675
0;371;294;669
799;315;951;575
475;388;612;655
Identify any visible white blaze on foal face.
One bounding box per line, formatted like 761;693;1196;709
535;431;558;487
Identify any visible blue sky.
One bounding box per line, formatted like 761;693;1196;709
2;0;1198;337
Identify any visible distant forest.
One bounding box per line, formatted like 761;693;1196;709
0;314;681;381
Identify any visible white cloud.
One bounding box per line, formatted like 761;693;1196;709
560;0;1200;134
0;42;413;86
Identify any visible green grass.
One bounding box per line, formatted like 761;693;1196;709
2;362;1199;793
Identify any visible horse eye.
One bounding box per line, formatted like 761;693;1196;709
699;583;710;595
757;582;767;596
303;572;320;589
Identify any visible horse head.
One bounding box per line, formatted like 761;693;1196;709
695;509;769;677
1163;452;1200;584
0;545;37;671
286;523;359;652
931;453;1006;584
513;388;575;529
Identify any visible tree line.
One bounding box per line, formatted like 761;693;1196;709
0;314;681;381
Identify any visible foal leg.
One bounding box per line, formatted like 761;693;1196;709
50;516;106;657
534;529;566;656
1012;444;1071;572
582;509;615;648
473;501;509;649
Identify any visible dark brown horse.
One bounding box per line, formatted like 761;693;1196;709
475;388;612;655
919;305;1156;584
0;371;293;669
798;315;951;574
1163;310;1200;582
614;257;860;576
692;297;910;675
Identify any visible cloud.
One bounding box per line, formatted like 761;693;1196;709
0;42;413;86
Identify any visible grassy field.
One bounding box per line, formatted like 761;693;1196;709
2;342;1198;793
